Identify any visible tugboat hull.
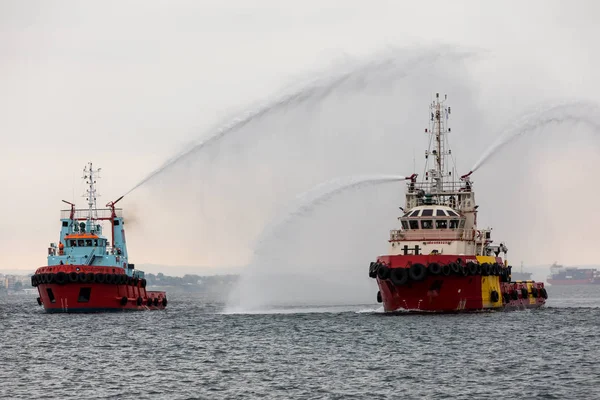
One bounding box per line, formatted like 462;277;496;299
373;255;547;313
32;265;167;313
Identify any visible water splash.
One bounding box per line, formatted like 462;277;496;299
225;174;407;312
253;174;408;255
123;46;476;196
471;100;600;173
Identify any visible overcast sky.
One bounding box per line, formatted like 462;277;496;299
2;1;599;273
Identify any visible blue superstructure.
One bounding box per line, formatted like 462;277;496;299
45;163;143;279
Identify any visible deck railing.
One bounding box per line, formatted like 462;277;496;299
60;208;123;220
390;228;476;241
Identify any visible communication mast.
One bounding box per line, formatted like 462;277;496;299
424;93;456;192
82;162;101;229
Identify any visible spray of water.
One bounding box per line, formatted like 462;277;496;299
123;46;476;196
253;174;408;255
225;174;407;313
471;100;600;173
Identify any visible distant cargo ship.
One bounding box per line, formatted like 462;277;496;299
511;262;533;281
547;263;600;285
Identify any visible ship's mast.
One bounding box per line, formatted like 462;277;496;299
425;93;455;191
82;162;101;232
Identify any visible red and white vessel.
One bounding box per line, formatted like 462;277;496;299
31;163;167;313
369;94;547;312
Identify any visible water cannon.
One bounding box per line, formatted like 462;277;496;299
106;195;124;208
61;200;76;219
106;195;125;219
460;171;473;180
405;174;418;182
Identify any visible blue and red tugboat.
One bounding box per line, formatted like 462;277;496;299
368;94;547;313
31;163;167;313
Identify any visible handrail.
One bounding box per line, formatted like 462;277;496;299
60;208;123;220
390;228;476;241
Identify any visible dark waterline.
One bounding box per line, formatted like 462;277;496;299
2;286;599;399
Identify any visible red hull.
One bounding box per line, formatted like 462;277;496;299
32;265;167;313
373;255;547;313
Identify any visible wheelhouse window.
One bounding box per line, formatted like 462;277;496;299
409;220;419;229
459;220;466;229
77;239;84;247
436;210;447;216
436;220;448;229
408;210;420;217
85;239;93;247
421;220;433;229
401;220;409;230
448;210;460;217
449;220;459;229
421;209;434;217
69;240;76;247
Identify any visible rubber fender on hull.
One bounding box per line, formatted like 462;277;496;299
95;273;106;283
481;263;490;276
162;298;168;307
55;272;67;285
409;263;427;281
511;290;519;300
466;262;478;275
377;266;390;280
442;264;451;276
147;298;154;306
140;279;147;289
540;288;548;299
390;268;409;286
153;298;159;307
368;262;377;278
120;296;128;306
36;297;42;306
531;287;539;298
78;272;87;283
376;291;382;303
490;290;499;303
136;297;143;306
521;288;528;298
85;272;95;283
45;273;55;284
449;263;460;275
428;263;442;275
491;264;500;276
69;272;78;283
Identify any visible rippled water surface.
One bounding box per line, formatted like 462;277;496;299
2;286;600;399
